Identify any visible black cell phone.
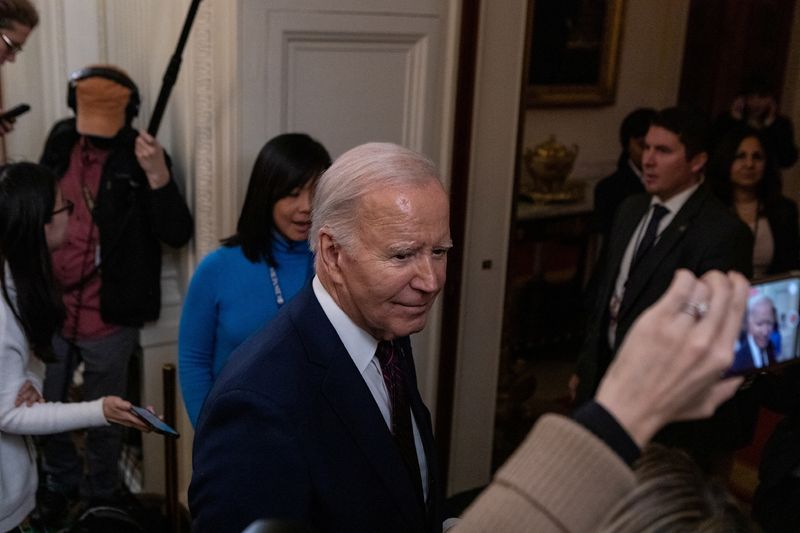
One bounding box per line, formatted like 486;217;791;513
726;271;800;376
0;103;30;122
130;406;180;438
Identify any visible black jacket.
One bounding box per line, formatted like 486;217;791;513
764;196;800;275
593;155;645;237
40;118;193;327
575;185;754;465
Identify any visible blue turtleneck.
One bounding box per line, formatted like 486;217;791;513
178;233;314;426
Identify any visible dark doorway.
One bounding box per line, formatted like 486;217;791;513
678;0;796;118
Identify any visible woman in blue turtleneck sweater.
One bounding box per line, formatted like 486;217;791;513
179;134;331;426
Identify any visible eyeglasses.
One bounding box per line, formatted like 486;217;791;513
0;33;23;55
52;199;74;216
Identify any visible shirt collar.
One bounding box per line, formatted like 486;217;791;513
271;229;309;254
652;177;703;213
312;275;378;375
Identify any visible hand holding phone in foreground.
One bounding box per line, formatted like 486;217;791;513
596;269;748;447
130;405;180;438
102;396;153;432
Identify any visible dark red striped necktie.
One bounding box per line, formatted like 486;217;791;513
376;340;424;503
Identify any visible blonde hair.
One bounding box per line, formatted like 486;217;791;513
598;445;756;532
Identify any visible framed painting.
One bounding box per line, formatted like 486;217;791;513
525;0;625;107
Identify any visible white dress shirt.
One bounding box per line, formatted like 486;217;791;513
608;180;702;347
747;334;768;368
312;276;429;500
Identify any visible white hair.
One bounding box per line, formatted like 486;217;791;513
747;294;775;315
309;142;442;253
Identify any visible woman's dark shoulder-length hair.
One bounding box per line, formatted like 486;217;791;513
0;162;64;361
222;133;331;265
709;126;782;207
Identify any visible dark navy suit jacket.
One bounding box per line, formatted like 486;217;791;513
189;284;442;533
732;333;778;374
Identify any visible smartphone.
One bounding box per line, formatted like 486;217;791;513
130;405;180;438
726;271;800;376
0;103;30;123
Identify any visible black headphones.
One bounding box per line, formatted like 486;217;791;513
66;66;141;120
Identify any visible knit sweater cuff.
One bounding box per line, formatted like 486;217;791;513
457;414;635;533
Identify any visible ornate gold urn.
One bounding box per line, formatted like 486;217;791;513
523;135;579;194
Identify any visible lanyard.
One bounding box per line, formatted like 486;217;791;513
269;266;285;308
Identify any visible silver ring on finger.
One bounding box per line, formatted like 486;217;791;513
680;300;708;321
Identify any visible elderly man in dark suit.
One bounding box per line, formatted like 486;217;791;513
570;107;754;468
189;143;452;533
732;295;779;374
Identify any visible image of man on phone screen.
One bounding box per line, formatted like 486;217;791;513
732;295;779;373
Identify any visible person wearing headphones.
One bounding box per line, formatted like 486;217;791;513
36;64;193;522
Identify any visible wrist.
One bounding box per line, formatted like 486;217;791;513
595;396;661;448
146;171;169;190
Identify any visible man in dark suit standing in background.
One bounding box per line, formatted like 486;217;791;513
190;142;452;533
570;107;753;468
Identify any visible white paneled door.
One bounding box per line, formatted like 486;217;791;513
236;0;456;411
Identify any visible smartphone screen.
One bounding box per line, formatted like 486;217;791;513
130;406;180;438
727;272;800;376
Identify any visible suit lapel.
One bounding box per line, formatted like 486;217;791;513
293;289;426;531
600;195;650;304
619;186;708;320
396;339;439;520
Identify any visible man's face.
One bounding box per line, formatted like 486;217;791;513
331;180;451;340
641;126;706;201
747;300;775;349
0;22;31;65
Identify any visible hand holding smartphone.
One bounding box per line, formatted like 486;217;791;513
130;405;180;438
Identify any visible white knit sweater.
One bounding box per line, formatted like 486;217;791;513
0;274;107;530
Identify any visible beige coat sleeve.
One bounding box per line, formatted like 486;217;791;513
455;414;636;533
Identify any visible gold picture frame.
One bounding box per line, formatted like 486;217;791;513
525;0;625;107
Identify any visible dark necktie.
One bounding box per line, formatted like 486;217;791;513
631;204;670;271
376;340;424;503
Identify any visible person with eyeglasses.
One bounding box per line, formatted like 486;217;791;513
0;0;38;135
0;0;36;64
36;64;193;526
0;162;154;533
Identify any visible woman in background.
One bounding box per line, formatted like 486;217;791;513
710;128;800;532
0;163;148;532
179;133;331;427
709;126;800;279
